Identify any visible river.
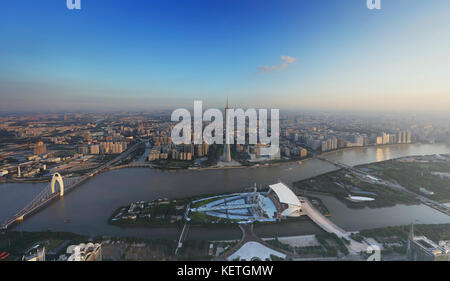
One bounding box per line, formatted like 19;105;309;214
1;143;450;240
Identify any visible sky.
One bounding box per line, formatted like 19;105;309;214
0;0;449;114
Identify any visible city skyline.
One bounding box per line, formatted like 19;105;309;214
1;0;450;114
2;1;450;265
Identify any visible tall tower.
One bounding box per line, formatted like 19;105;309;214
407;222;415;260
223;97;232;162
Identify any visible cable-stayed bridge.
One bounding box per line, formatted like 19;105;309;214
1;141;144;231
317;155;450;216
1;173;81;230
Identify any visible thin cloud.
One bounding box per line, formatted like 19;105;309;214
258;55;297;73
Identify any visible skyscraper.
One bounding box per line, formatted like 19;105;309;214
33;141;47;155
406;222;450;261
223;97;232;162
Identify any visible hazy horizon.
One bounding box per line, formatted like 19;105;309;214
1;0;450;114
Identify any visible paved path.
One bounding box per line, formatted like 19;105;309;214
220;223;292;260
300;197;346;235
299;196;370;254
175;222;190;256
318;156;450;216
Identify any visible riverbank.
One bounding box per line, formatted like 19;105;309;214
4;223;449;261
6;178;50;183
357;154;450;203
320;142;422;157
3;143;450;240
294;168;420;209
295;153;450;208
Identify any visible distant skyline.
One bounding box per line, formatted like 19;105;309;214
1;0;450;113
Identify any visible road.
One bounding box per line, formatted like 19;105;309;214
1;141;145;230
317;156;450;216
299;196;370;254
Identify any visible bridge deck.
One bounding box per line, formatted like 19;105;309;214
300;197;346;236
2;142;143;230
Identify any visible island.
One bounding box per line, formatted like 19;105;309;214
294;154;450;209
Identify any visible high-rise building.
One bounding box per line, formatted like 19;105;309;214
33;141;47;155
390;134;396;144
202;143;209;156
299;148;307;158
223;97;232;162
402;131;407;144
376;136;383;145
196;144;203;157
67;243;102;261
78;146;89;155
382;133;390;145
90;145;100;155
407;223;450;261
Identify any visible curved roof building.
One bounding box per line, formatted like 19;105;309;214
268;182;302;217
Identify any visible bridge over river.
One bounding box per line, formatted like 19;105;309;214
1;141;143;230
317;155;450;216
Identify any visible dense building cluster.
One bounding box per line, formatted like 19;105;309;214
148;142;209;161
280;115;420;153
0;111;449;180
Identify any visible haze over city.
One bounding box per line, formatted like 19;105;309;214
1;0;450;266
1;0;450;114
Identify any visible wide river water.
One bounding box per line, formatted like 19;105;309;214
1;143;450;240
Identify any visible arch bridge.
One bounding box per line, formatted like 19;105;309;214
1;141;147;231
1;173;80;230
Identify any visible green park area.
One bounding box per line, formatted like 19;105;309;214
108;199;189;226
265;232;350;258
359;155;450;202
351;223;450;256
294;155;450;208
294;169;419;209
108;192;243;226
188;211;242;224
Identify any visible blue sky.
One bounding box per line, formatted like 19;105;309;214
1;0;449;113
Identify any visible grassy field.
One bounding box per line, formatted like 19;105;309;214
109;192;241;226
190;195;233;208
109;199;188;226
294;170;419;209
266;232;349;258
359;158;450;202
189;211;242;224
